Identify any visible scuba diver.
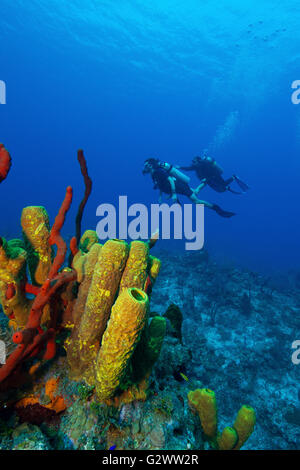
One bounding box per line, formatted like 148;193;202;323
142;158;235;218
179;155;250;194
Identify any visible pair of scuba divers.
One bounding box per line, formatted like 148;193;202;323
142;155;249;218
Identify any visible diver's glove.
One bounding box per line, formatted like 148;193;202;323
212;204;236;218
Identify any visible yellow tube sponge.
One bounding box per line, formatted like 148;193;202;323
95;288;149;401
233;405;256;450
119;241;149;292
71;250;86;284
72;240;102;284
217;426;238;450
188;388;217;440
149;256;161;283
0;239;27;283
21;206;52;285
79;230;99;252
78;239;129;384
72;243;102;325
66;243;102;379
0;238;30;327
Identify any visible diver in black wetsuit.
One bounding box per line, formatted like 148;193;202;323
179;156;250;194
142;158;235;218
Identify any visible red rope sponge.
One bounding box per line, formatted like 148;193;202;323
75;150;92;244
48;186;73;279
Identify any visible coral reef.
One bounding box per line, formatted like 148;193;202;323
2;143;287;452
1;236;298;450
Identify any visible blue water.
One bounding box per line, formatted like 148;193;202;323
1;0;300;274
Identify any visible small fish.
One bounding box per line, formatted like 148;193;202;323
109;445;116;450
180;372;189;382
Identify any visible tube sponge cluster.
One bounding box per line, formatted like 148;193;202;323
188;388;256;450
78;239;129;384
66;235;163;404
0;205;55;329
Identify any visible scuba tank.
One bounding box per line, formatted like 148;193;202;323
159;162;191;184
203;156;223;175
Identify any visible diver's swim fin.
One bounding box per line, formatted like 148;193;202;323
234;175;250;192
228;187;242;195
212;204;236;218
